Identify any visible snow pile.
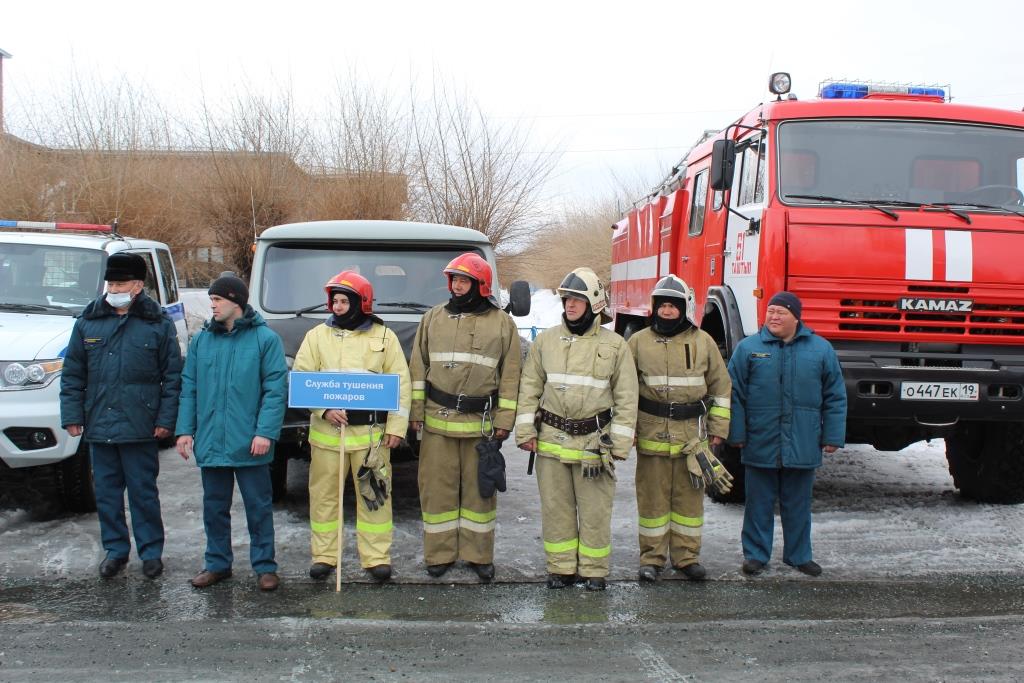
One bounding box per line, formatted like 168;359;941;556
511;289;563;339
181;289;211;338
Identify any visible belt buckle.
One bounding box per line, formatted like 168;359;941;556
667;402;678;419
455;393;466;413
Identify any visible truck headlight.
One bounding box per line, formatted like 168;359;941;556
0;359;63;390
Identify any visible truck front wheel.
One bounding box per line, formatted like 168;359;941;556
946;422;1024;504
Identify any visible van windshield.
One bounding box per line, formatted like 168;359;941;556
0;243;103;315
777;119;1024;209
261;243;488;314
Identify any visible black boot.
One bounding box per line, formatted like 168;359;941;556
142;559;164;579
638;565;659;583
677;562;706;581
585;577;606;591
367;564;392;583
546;573;574;589
426;562;454;578
741;559;766;576
99;556;128;579
469;562;495;582
309;562;334;580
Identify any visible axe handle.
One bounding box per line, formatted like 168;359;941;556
527;450;536;475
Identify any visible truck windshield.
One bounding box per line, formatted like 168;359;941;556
778;120;1024;210
261;243;487;314
0;243;103;315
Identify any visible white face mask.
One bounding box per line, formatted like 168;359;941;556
106;291;134;309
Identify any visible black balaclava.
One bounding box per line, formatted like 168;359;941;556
649;296;693;337
562;296;596;335
446;279;490;314
330;290;368;330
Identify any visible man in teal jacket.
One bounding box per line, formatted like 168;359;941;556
727;292;846;577
175;276;288;591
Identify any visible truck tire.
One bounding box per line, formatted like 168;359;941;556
706;443;746;504
270;449;289;503
59;441;97;513
946;422;1024;504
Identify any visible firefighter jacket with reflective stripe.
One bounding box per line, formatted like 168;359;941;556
293;321;411;448
627;326;732;457
410;304;522;437
515;318;638;461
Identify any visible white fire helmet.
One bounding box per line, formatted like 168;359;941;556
650;274;697;325
556;267;612;323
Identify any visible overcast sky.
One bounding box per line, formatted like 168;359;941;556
3;0;1022;208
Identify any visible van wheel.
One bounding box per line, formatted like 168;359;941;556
59;441;97;513
946;422;1024;504
707;443;746;504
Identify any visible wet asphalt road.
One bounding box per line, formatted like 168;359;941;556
2;576;1024;681
4;441;1024;680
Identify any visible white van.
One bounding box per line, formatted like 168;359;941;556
0;220;187;513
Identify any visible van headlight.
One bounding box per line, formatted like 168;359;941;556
0;360;63;390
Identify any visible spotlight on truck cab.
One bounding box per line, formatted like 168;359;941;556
769;72;792;96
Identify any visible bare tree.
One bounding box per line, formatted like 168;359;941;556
409;84;559;255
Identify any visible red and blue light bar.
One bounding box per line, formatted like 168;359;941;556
0;219;113;233
819;81;947;101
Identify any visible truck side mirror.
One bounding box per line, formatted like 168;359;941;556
710;139;736;191
506;280;532;317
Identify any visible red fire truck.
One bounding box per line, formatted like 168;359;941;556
611;74;1024;503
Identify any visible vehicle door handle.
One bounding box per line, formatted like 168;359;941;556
681;256;690;263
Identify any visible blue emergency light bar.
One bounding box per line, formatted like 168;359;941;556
819;81;947;100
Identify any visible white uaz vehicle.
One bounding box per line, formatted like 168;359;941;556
0;220;187;513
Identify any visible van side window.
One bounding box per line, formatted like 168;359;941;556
156;249;178;303
130;251;160;303
689;170;709;236
736;140;766;206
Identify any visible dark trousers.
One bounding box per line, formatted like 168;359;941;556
741;465;816;566
90;441;164;561
200;465;277;574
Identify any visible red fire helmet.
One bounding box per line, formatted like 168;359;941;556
443;253;493;298
324;270;374;314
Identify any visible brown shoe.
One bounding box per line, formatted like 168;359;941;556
190;569;232;588
257;572;280;591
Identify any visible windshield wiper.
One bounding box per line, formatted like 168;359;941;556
935;201;1024;222
0;302;73;315
785;194;899;221
294;302;328;317
854;198;972;224
376;301;433;312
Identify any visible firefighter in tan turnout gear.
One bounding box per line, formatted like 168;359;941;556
293;271;411;584
410;253;522;582
516;267;638;591
628;275;733;583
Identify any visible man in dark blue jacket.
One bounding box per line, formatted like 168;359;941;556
175;275;287;591
727;291;846;577
60;252;182;579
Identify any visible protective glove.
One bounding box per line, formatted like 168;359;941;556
356;463;389;511
581;455;603;479
476;438;507;498
694;442;734;495
685;452;705;490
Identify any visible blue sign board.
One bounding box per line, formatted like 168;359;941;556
288;372;401;411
